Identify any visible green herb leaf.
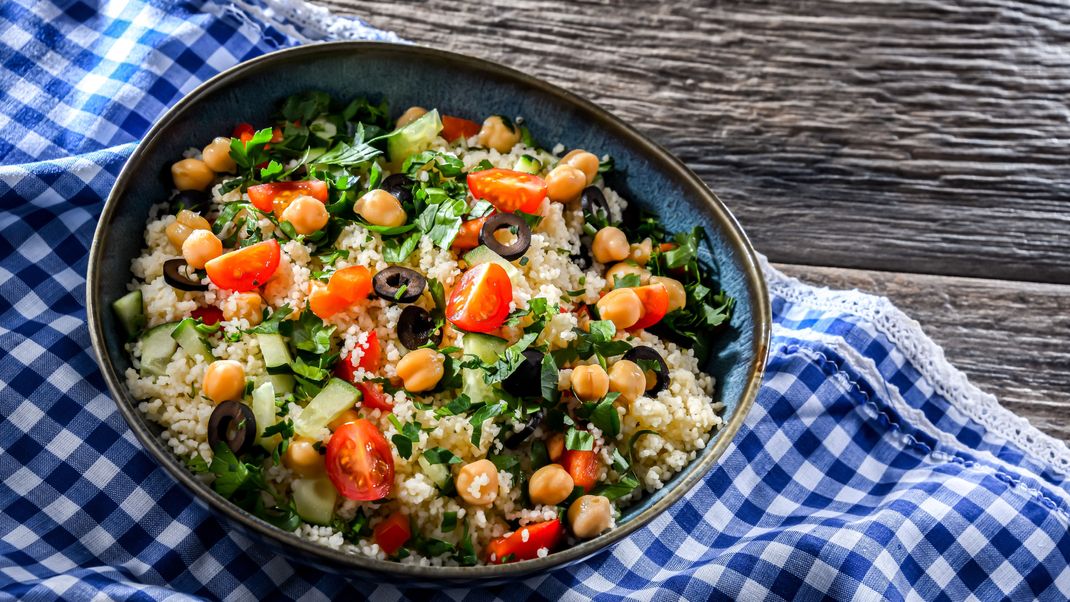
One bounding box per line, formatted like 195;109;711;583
208;443;250;498
246;304;293;335
588;397;621;438
612;273;642;289
422;447;463;465
383;231;422;263
564;427;594;451
590;472;639;500
469;401;507;446
540;352;559;402
441;511;458;533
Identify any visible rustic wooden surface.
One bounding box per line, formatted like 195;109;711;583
323;0;1069;441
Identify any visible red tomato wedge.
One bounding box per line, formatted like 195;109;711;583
485;519;565;564
467;168;546;214
328;266;372;303
629;283;670;331
247;180;329;215
232;123;255;143
445;262;513;333
325;419;394;501
308;283;350;320
441;115;481;142
356;330;381;372
204;240;280;292
191;306;223;325
356;381;393;412
373;512;411;556
451;214;492;251
560;448;600;492
334;332;393;411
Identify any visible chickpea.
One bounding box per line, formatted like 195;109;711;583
561;149;600;185
328;409;360;431
202;360;245;403
605;262;649;289
545;164;586;203
568;495;613;539
165;210;211;250
591;227;629;264
456;459;499;506
280;195;329;235
609;359;646;403
223;292;263;325
171;158;215;191
547;433;565;462
396;348;445;392
596;287;643;330
650;276;687;313
202;137;236;173
181;229;222;269
528;464;575;506
629;238;653;266
283;437;325;477
397;106;428;128
478;115;520;153
355;189;407;228
570;363;609;401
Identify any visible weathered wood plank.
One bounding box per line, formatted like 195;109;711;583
775;263;1070;442
324;0;1070;284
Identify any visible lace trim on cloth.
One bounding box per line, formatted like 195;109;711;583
201;0;404;45
762;257;1070;475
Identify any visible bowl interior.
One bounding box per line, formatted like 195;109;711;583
89;42;768;579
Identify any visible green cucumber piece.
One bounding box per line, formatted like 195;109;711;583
292;477;338;525
309;116;337;142
268;373;295;396
387;109;442;164
463;245;521;282
112;290;146;340
513;154;542;175
256;333;292;371
171;318;215;362
418;456;451;490
252;381;279;450
461;332;509;404
294;378;361;438
139;322;179;377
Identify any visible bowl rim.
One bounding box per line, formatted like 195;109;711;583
86;40;770;579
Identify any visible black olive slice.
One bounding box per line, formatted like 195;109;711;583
397;305;442;350
207;400;256;456
580;186;610;222
478;213;531;262
373;266;426;303
505;409;545;449
164;258;208;292
623;346;669;396
171;189;211;213
380;173;414;205
502;349;545;399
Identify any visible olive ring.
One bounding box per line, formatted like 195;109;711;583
478;213;531;261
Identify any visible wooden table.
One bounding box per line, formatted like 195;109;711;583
323;0;1070;441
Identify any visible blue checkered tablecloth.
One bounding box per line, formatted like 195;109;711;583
2;1;1069;599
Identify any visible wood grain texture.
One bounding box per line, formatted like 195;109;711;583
325;0;1070;283
776;263;1070;441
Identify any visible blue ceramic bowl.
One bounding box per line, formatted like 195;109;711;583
86;42;770;582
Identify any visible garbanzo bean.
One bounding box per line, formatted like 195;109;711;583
609;359;646;403
478;115;520;153
561;149;600;185
283;437;325;477
328;409;360;431
596;287;643;330
651;276;687;312
223;292;263;326
165;209;211;250
397;106;428;128
396;348;445;392
528;464;575;506
605;262;649;288
202;137;236;173
355;189;407;228
181;229;222;269
568;495;612;539
280;195;329;235
202;360;245;403
570;364;609;401
629;238;653;266
547;433;566;462
171;158;215;191
456;459;499;506
591;226;629;264
545;164;586;203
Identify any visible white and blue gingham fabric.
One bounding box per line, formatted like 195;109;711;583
2;1;1069;599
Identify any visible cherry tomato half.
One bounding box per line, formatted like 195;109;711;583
204;240;280;292
451;214;492;251
485;519;565;564
373;511;411;556
441;115;481;142
325;419;394;501
328;266;372;304
629;283;670;331
467;168;546;214
247;180;329;215
191;306;223;325
445;262;513;333
560;448;600;492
